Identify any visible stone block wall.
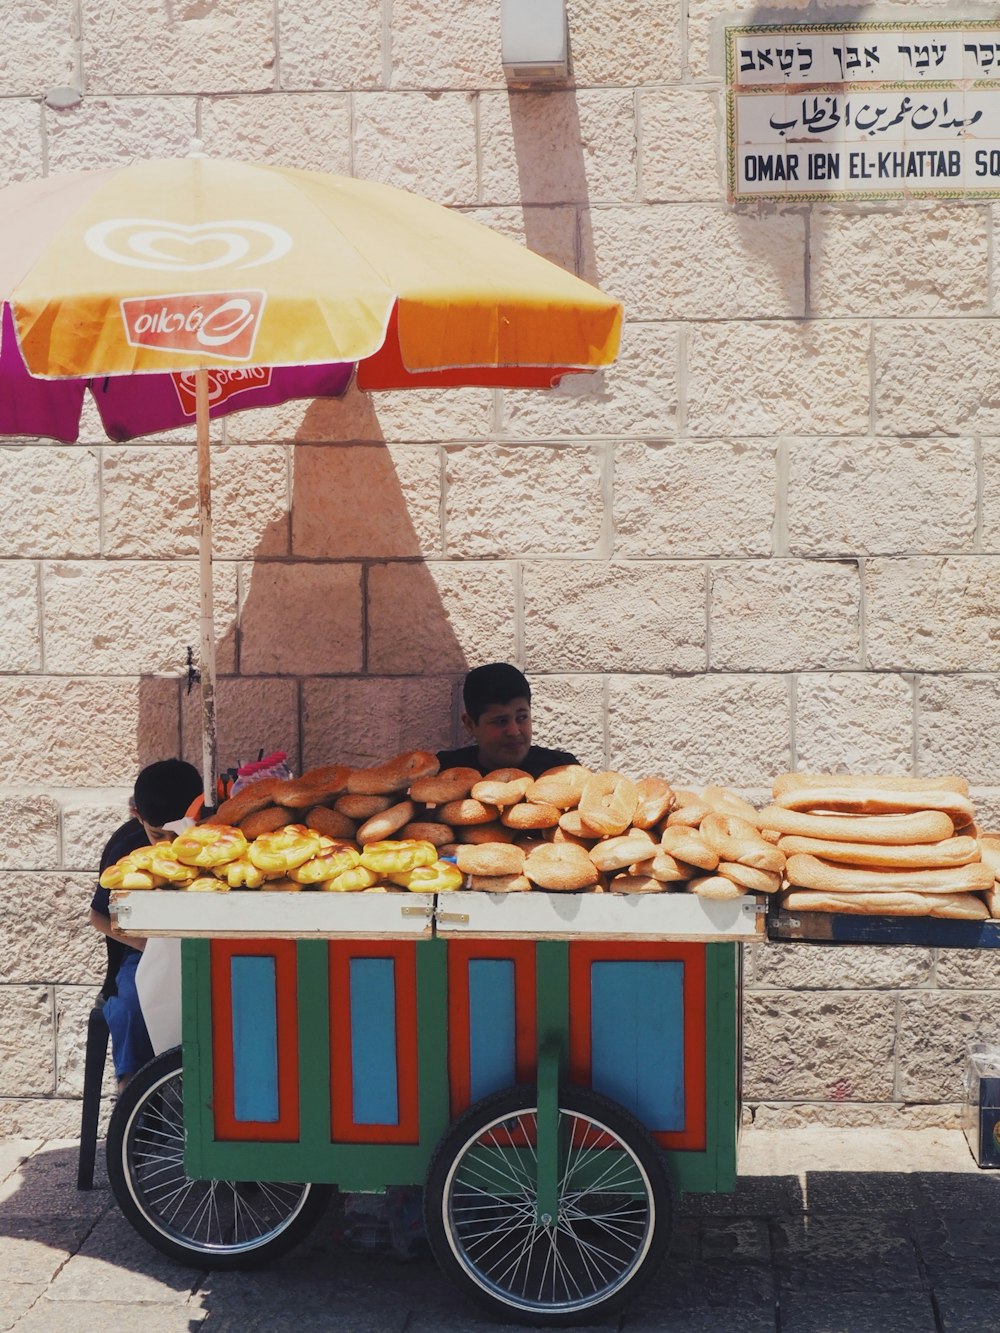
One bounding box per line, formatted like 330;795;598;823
2;0;1000;1134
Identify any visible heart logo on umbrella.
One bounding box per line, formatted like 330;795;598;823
84;218;293;271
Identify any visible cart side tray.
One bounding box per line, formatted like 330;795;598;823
111;890;435;938
436;891;763;940
767;902;1000;949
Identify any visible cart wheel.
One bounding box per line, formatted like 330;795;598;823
106;1048;330;1270
424;1084;671;1327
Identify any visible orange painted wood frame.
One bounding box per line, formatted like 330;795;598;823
209;939;301;1142
446;940;538;1119
568;941;707;1151
328;941;420;1144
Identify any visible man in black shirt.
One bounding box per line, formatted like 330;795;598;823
436;663;578;779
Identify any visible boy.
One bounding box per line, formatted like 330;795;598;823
89;759;202;1091
436;662;578;778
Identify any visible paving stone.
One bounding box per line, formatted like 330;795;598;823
772;1214;921;1290
13;1300;207;1331
0;1281;46;1332
46;1208;201;1303
937;1288;1000;1332
778;1287;937;1333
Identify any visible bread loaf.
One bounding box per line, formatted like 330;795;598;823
758;807;954;844
773;783;974;823
777;834;980;869
785;853;993;895
782;888;988;919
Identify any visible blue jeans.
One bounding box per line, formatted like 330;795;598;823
104;952;154;1080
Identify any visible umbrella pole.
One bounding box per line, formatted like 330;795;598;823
196;369;218;811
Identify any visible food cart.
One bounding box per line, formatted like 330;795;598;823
107;886;764;1325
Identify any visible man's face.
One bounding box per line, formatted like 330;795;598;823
464;697;532;771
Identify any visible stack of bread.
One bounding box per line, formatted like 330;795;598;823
100;749;788;898
764;773;994;920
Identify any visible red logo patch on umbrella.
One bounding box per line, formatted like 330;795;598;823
170;367;273;416
120;290;266;360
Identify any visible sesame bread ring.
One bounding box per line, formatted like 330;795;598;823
410;768;481;805
239;805;297;839
659;825;718;872
471;770;533;807
185;875;229;893
610;874;665;895
524;842;600;891
456;843;526;876
702;786;760;825
347;750;440;796
270;766;351;809
556;809;595;839
458;822;515;844
290;841;361;885
589;829;658;873
172;824;248;868
716;861;781;894
644;852;697;883
528;765;590;811
305;805;358;840
220;857;267;889
389;861;464;893
632;777;675;830
579;771;639;839
335;793;394;819
469;873;533;893
357;799;416;846
248;824;322;874
501;801;561;830
400;822;455;847
321;864;378;893
203;777;283;826
360;838;438;876
689;874;744;901
666;798;711;828
700;813;785;873
551;825;595;848
439;798;498;827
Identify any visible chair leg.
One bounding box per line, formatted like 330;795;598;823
77;1005;110;1190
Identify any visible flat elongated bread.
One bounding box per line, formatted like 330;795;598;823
758;806;954;844
773;771;969;798
773;784;974;823
782;889;988;920
777;834;980;869
785;853;993;895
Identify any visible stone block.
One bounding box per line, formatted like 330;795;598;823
865;558;1000;671
278;0;384;89
0;797;60;872
463;205;578;272
786;437;977;556
744;991;896;1102
614;439;776;558
180;676;300;777
200;93;351;171
972;787;1000;833
367;562;517;674
56;986;115;1099
748;940;932;990
607;674;791;787
748;1102;962;1130
45;98;198;171
875;321;1000;434
897;992;1000;1100
80;0;274;93
916;677;1000;786
353;92;478;205
62;802;131;873
0;562;40;672
0;446;100;557
102;444;290;560
640;88;723;202
0;98;43;183
687;322;870;436
302;675;456;769
935;949;1000;989
981;438;1000;552
0;4;77;95
0;988;53;1096
390;0;502;88
567;0;682;83
524;674;608;774
0;875;102;985
479;90;637;205
0;677;180;786
592;205;805;320
502;321;679;439
444;444;604;556
810;205;988;316
42;561;238;674
710;560;862;671
292;445;442;559
523;561;706;673
794;673;915;775
238;562;362;675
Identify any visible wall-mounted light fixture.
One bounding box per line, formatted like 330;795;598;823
501;0;569;85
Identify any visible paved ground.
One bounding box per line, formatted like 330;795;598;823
1;1126;999;1331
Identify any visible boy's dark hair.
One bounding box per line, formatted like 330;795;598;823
462;663;531;723
133;759;203;827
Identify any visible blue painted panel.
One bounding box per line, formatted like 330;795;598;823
231;956;279;1123
468;959;516;1102
590;961;684;1132
350;958;399;1125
